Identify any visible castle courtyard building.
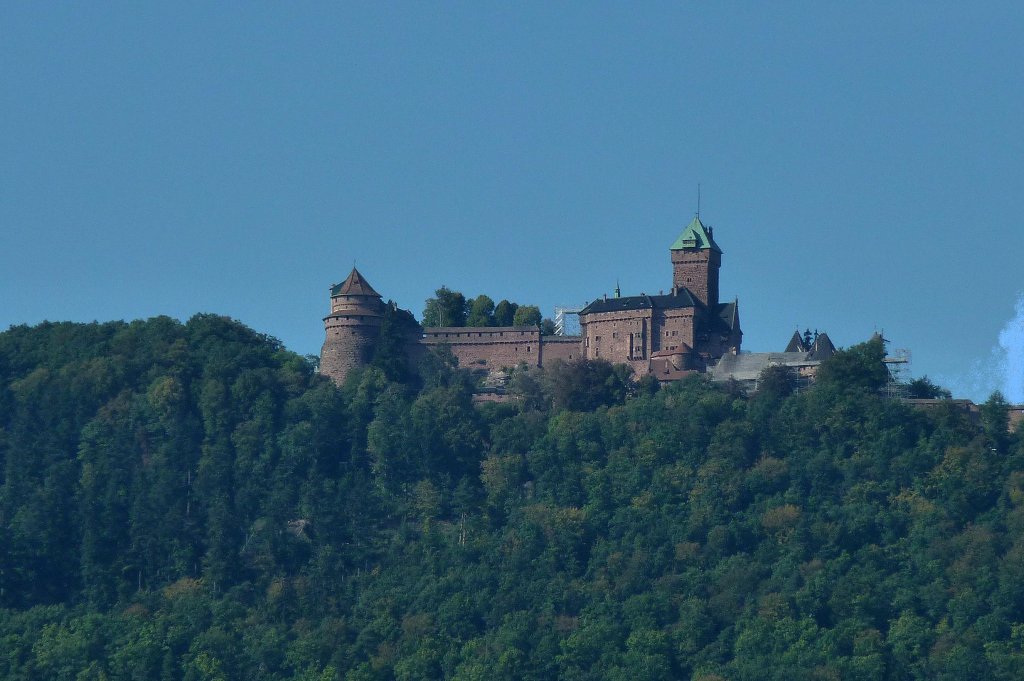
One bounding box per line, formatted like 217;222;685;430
579;215;742;379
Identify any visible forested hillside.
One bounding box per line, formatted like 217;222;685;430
1;317;1022;680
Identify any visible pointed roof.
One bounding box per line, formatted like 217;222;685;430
809;332;836;361
709;300;741;333
785;330;807;353
669;215;722;253
331;268;380;297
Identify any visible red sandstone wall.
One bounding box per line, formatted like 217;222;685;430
582;310;655;365
539;337;582;366
331;294;383;316
421;326;543;372
580;310;658;377
652;309;695;354
672;249;720;308
321;315;381;384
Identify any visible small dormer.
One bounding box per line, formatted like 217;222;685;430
669;216;722;253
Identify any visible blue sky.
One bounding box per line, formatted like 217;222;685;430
3;3;1023;400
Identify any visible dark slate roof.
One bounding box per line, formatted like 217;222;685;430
785;330;807;353
708;301;740;333
809;332;836;361
331;268;380;297
580;288;699;315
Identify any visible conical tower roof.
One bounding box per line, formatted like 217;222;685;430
331;268;380;297
669;215;722;253
809;332;836;360
785;330;807;353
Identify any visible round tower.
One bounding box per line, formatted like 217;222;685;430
320;267;384;385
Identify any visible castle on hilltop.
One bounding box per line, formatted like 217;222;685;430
320;215;743;385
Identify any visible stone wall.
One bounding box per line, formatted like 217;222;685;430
321;314;382;384
539;336;583;366
421;326;543;372
580;308;660;377
651;309;696;354
671;249;720;307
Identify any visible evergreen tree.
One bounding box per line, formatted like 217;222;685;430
493;300;519;326
466;295;496;327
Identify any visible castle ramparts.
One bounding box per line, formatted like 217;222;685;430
320;215;742;385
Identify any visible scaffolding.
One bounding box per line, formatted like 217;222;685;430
553;306;583;337
883;347;911;399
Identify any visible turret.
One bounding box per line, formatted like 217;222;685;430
320;268;384;385
669;215;722;308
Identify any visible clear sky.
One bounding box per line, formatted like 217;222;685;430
3;3;1023;401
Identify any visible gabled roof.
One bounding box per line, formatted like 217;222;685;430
580;288;699;315
331;268;380;297
669;216;722;253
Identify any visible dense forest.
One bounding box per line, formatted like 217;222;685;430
1;316;1022;680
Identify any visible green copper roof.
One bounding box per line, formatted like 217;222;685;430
669;216;722;253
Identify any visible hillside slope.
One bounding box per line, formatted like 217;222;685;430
1;319;1021;680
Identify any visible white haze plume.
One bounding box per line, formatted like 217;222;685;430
999;294;1024;403
938;294;1024;403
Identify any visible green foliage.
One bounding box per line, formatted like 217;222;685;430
493;300;518;327
422;286;467;327
512;305;542;328
545;359;633;412
466;295;496;328
981;391;1011;453
370;302;421;384
423;289;544;331
907;375;953;399
815;336;889;392
756;365;797;401
1;319;1022;680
